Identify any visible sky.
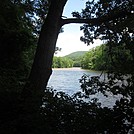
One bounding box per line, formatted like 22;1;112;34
55;0;103;57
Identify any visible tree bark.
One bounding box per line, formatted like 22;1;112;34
21;0;68;113
26;0;68;91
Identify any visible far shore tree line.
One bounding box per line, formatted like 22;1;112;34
52;56;74;68
53;43;133;72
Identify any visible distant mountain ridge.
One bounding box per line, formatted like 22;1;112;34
63;51;87;67
63;51;87;59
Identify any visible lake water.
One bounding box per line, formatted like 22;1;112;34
48;68;121;107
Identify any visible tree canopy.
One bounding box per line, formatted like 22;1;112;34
74;0;133;44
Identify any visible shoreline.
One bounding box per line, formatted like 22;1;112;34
52;67;102;73
52;67;82;70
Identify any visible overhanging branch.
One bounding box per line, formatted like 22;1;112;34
60;10;133;26
61;18;99;26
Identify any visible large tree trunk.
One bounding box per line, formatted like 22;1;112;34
26;0;67;91
21;0;68;114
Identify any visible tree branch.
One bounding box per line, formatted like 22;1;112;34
61;18;100;26
60;10;133;26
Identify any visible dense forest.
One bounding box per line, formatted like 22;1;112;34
0;0;134;134
52;56;74;68
81;44;133;72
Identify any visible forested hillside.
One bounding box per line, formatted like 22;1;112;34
64;51;87;67
52;51;87;68
64;51;87;59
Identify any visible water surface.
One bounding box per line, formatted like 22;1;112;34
48;68;120;107
48;68;101;94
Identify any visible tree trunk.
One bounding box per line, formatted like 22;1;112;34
20;0;68;114
26;0;68;91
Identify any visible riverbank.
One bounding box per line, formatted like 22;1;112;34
52;67;82;71
52;67;104;73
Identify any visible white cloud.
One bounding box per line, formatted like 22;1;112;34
55;31;103;57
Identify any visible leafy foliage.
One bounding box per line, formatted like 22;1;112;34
73;0;134;46
0;0;50;68
1;86;133;134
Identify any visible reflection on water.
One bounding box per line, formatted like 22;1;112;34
48;68;120;107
